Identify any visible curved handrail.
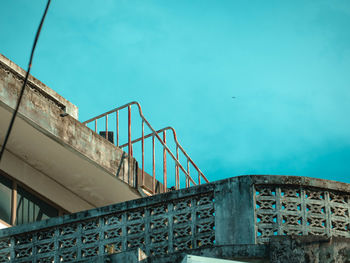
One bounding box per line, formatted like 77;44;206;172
118;126;209;183
83;101;140;124
83;101;208;188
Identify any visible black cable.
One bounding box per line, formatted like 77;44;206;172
0;0;52;163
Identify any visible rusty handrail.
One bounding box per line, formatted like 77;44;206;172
119;127;209;184
83;101;208;192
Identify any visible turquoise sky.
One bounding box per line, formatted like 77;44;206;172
1;0;350;184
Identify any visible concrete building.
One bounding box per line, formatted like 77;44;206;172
0;53;146;230
0;54;350;262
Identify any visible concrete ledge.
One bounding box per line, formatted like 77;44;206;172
75;248;146;263
0;53;78;119
142;245;268;263
269;236;350;263
249;174;350;193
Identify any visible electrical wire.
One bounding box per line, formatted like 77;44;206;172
0;0;52;163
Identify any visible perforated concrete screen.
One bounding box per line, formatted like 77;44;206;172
182;255;247;263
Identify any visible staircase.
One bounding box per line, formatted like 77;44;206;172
83;101;209;195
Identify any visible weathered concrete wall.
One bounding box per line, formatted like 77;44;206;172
253;175;350;244
215;176;256;245
143;244;268;263
0;176;265;262
143;236;350;263
269;236;350;263
75;248;146;263
137;167;166;194
0;175;349;262
0;54;78;119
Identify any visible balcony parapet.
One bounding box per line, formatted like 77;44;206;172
0;175;349;262
253;175;350;244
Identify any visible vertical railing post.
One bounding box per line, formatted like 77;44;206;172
105;115;108;140
94;120;97;133
198;170;201;185
116;111;119;146
152;134;155;194
163;130;167;192
128;105;132;156
11;181;17;225
141;120;145;186
186;159;190;188
176;146;179;189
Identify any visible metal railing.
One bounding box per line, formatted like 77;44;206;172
83;101;209;194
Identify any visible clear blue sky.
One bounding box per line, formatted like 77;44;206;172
1;0;350;184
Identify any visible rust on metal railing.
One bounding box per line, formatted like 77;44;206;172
118;127;208;183
163;130;167;192
83;101;209;193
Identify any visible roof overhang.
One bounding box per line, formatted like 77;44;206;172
0;54;141;213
